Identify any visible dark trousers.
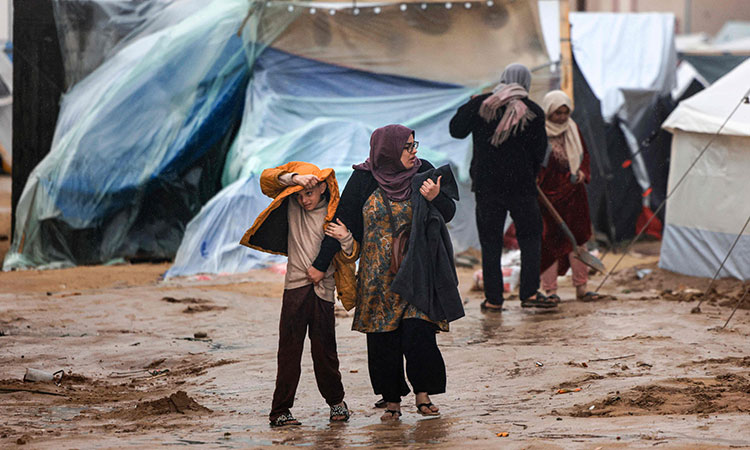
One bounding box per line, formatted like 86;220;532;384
270;284;345;420
475;193;542;303
367;319;446;403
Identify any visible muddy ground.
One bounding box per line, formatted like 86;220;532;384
1;174;750;448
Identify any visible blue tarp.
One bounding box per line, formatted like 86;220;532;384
166;47;480;277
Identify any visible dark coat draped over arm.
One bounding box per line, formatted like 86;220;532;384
391;164;464;323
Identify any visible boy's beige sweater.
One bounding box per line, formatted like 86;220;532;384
280;174;353;302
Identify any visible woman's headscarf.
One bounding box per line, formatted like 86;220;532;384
353;124;421;201
542;90;583;175
479;63;536;147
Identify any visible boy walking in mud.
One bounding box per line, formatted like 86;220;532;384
240;162;355;427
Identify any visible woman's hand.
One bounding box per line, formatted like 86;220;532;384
325;218;350;241
574;169;585;184
420;175;442;201
307;266;325;285
292;174;320;189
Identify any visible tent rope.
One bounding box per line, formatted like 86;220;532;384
595;86;750;293
723;283;750;329
691;213;750;313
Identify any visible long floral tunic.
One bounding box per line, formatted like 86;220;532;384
352;190;448;333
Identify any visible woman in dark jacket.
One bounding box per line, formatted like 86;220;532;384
313;124;457;420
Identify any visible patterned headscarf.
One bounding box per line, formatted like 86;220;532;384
479;63;536;147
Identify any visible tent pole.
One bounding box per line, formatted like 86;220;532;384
595;87;750;293
559;0;573;106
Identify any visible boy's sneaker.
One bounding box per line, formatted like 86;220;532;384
330;401;350;422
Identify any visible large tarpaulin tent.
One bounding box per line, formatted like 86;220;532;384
659;59;750;280
4;0;553;273
167;0;553;277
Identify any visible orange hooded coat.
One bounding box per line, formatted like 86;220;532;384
239;162;358;310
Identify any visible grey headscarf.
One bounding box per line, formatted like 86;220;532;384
498;63;531;92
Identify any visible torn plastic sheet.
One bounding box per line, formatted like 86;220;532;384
4;0;251;270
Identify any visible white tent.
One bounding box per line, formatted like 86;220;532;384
660;59;750;280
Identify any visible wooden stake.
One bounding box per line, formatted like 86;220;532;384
559;0;574;107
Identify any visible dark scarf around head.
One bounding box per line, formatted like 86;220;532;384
353;124;421;201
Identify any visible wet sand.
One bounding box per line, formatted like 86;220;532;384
2;250;750;449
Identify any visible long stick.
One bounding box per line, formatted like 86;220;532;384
0;387;67;397
722;284;750;329
692;213;750;313
588;354;635;362
596;88;750;292
537;186;605;273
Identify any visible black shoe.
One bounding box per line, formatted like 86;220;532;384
521;292;558;309
480;299;504;312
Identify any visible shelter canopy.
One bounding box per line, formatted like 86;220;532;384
662;59;750;137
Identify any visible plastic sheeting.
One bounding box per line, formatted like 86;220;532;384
4;0;251;270
569;12;677;125
166;0;551;277
660;225;750;280
166;50;480;278
52;0;174;88
270;0;548;86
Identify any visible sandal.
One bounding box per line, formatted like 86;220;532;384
380;409;402;421
374;397;387;409
416;402;440;416
547;294;561;303
578;291;605;302
330;401;350;422
480;299;504;312
270;412;301;427
521;292;558;309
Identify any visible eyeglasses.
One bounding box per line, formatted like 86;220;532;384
403;141;419;153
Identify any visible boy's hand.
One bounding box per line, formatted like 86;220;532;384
325;218;349;241
307;267;325;285
292;174;320;189
420;175;441;201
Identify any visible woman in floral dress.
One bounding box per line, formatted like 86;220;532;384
313;124;457;420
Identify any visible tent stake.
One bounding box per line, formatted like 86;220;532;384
691;213;750;313
596;88;750;293
722;284;750;329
